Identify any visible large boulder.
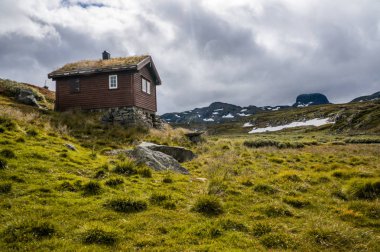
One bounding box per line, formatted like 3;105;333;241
139;142;196;162
130;146;189;174
17;89;40;107
293;93;330;107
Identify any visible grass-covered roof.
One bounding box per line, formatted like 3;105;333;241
49;55;149;77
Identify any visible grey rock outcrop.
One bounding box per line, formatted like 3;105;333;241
17;89;40;107
130;146;189;174
139;142;196;162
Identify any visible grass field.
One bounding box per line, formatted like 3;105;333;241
0;84;379;251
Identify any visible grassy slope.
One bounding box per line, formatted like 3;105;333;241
0;83;379;251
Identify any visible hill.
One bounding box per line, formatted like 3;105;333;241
0;80;379;251
351;91;380;103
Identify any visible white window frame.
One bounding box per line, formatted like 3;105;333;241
109;75;118;89
142;78;151;94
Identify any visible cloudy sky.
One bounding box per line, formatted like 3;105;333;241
1;0;379;113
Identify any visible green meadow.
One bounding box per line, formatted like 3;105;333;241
0;87;379;251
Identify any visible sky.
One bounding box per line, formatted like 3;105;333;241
0;0;379;114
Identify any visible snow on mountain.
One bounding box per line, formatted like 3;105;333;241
248;118;333;133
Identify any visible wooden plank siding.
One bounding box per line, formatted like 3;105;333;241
55;66;157;112
55;71;135;111
133;65;157;112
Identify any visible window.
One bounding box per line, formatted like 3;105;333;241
142;78;151;94
109;75;118;89
70;79;80;93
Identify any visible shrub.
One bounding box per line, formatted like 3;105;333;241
283;197;311;208
262;205;293;217
280;173;302;182
94;169;107;179
0;117;17;131
344;138;380;144
105;199;147;213
3;221;55;243
0;149;16;158
254;184;278;194
348;201;380;219
0;158;8;169
192;195;223;216
345;179;380;200
113;160;138;176
10;175;25;183
81;228;118;245
105;178;124;187
82;181;102;196
252;223;272;237
137;167;152;178
220;219;248;232
0;183;12;194
260;233;293;249
162;176;173;183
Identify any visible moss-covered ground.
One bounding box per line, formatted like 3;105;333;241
0;92;379;251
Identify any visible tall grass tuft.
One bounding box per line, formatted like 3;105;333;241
81;228;118;245
192;195;223;216
345;179;380;200
105;199;147;213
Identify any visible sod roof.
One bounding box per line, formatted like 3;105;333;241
48;55;150;78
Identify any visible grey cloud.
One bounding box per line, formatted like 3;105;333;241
0;0;379;113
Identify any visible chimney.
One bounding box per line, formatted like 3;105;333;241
102;50;111;60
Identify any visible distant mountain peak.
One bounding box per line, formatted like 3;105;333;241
350;91;380;103
292;93;330;107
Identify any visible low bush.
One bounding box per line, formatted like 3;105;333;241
280;173;302;182
105;199;147;213
254;184;278;194
348;201;380;219
192;195;223;216
0;158;8;169
241;179;253;187
105;178;124;187
26;129;38;137
3;221;55;243
82;181;102;196
345;179;380;200
283;197;311;208
81;228;118;245
344;138;380;144
162;176;173;183
252;223;272;237
244;140;304;149
262;205;293;217
260;233;293;249
150;193;171;205
0;183;12;194
0;149;16;158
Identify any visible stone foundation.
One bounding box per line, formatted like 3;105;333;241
100;106;165;129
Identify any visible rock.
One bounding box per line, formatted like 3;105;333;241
64;143;77;151
292;93;330;107
130;146;189;174
17;89;40;107
191;177;207;183
184;131;205;144
139;142;196;162
102;149;132;156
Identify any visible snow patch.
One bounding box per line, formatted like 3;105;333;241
203;118;214;122
243;122;253;127
222;113;234;118
248;118;333;134
214;108;224;111
212;112;219;115
237;113;250;117
175;114;180;118
241;109;247;112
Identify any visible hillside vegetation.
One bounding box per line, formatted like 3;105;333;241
0;80;379;251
